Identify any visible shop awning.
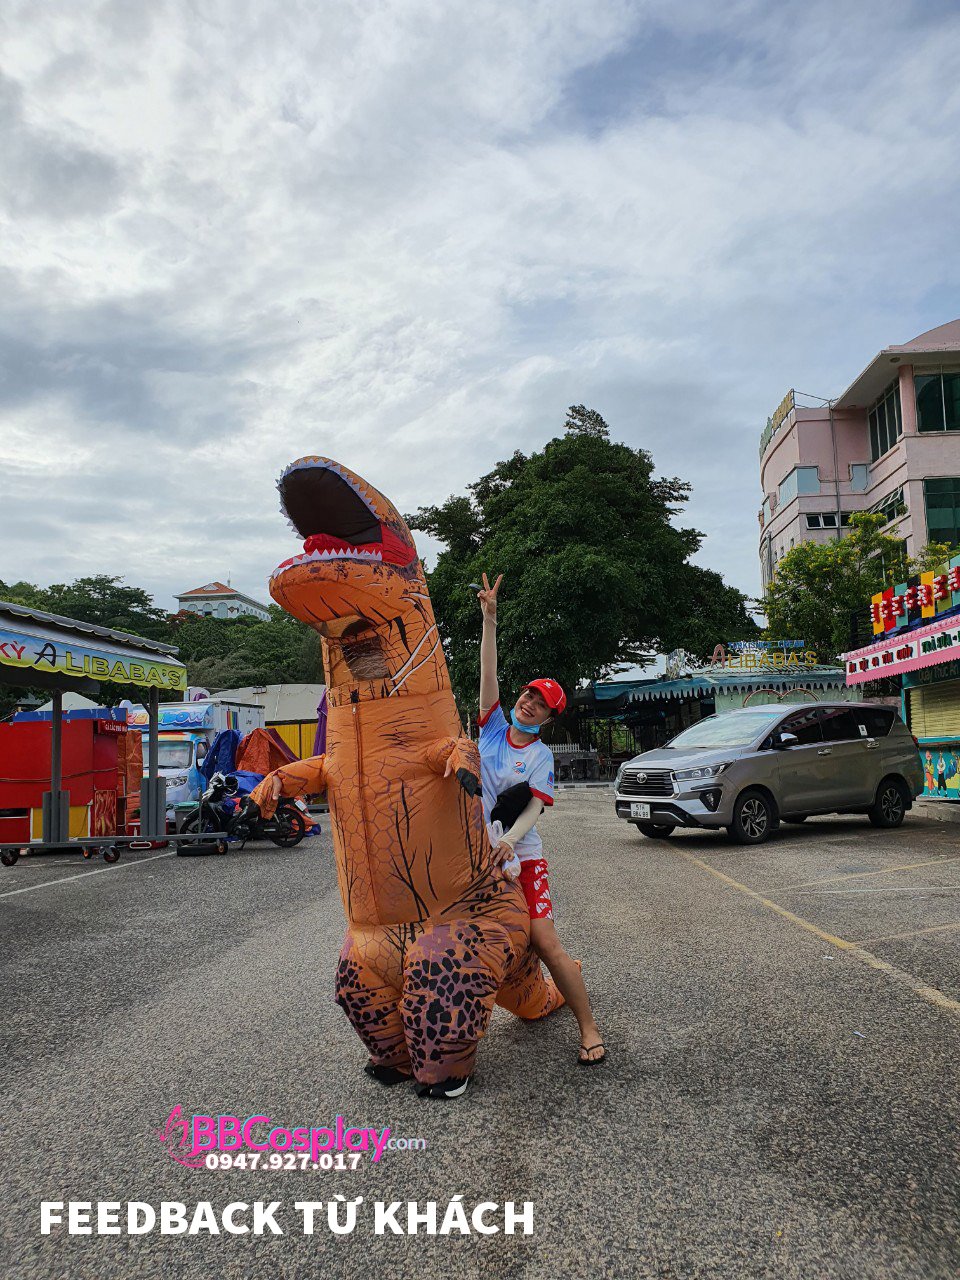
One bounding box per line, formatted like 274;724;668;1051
591;667;849;706
0;600;186;694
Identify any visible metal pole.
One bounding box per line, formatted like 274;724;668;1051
146;685;160;838
828;399;842;537
49;689;64;842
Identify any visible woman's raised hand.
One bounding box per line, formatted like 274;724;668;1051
477;572;502;621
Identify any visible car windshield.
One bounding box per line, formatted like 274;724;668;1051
142;741;193;770
666;712;782;750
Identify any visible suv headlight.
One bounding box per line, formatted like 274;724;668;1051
171;774;190;787
614;765;626;789
673;763;731;782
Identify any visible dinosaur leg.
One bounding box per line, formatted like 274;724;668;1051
335;931;411;1076
400;921;513;1086
496;946;565;1020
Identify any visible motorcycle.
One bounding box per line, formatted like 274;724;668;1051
180;772;311;852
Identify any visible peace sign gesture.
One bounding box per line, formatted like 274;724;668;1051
476;572;502;621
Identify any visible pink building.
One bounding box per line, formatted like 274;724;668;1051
759;320;960;589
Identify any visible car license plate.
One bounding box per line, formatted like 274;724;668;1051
630;802;651;819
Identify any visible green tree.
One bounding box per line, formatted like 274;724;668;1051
910;541;957;575
762;513;910;660
40;575;170;639
0;579;50;610
408;406;756;709
170;606;321;691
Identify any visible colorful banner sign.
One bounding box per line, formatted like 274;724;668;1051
870;556;960;634
710;644;817;670
843;614;960;684
759;389;795;458
0;626;186;691
727;639;805;651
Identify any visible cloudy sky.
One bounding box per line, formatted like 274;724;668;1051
2;0;958;614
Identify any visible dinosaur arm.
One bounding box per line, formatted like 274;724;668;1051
250;754;328;818
425;735;482;798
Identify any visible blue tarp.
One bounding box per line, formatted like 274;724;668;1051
200;729;242;780
230;769;265;795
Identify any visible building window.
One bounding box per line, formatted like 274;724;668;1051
916;370;960;433
869;382;902;461
871;486;906;526
849;463;869;492
806;512;851;530
924;477;960;547
778;465;820;507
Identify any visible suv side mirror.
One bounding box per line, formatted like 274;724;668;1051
777;731;799;748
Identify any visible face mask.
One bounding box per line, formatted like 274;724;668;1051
510;709;541;735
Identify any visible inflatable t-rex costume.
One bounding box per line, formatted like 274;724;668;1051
251;457;562;1089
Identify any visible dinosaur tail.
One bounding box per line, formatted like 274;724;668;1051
495;948;564;1020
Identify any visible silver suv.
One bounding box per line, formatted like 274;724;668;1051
614;702;924;845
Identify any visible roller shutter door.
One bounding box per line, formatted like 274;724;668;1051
909;679;960;738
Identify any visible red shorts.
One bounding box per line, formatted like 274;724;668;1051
518;858;553;920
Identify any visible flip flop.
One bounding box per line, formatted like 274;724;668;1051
578;1043;606;1066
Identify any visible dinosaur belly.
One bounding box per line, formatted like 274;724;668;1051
325;693;490;927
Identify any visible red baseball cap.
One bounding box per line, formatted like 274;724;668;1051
522;678;567;715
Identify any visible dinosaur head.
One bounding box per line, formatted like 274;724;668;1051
270;457;424;635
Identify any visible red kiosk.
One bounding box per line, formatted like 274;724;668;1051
0;706;142;846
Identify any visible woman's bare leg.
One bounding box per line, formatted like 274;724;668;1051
530;918;604;1062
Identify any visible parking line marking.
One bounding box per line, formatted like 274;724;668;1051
0;852;177;900
672;849;960;1020
672;851;854;948
771;855;960;892
854;921;960;945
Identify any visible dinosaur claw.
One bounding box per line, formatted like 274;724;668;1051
456;768;481;798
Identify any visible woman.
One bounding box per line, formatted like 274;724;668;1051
476;572;605;1065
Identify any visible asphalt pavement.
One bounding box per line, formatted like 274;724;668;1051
2;792;959;1279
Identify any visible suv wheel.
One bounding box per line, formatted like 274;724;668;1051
868;778;908;829
728;789;778;845
634;822;676;839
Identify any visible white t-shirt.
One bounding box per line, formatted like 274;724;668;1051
478;701;555;861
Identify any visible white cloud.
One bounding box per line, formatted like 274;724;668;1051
1;0;958;611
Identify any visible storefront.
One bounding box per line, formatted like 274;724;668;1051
583;657;855;756
906;659;960;800
842;557;960;802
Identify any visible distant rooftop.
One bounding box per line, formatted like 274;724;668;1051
177;582;271;611
179;582;236;598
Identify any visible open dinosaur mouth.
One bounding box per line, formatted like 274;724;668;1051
271;458;416;579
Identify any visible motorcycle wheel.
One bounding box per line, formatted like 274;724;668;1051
181;810;219;837
269;808;307;848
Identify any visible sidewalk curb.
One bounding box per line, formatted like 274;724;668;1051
915;800;960;824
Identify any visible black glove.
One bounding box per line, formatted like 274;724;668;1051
490;781;533;830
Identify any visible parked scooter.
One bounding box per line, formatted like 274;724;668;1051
180;772;310;852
